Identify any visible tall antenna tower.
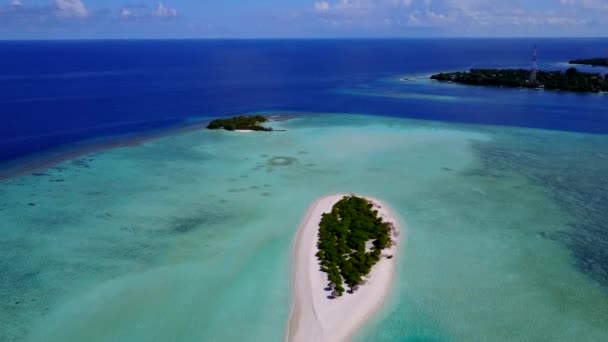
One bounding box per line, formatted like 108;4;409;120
530;44;538;84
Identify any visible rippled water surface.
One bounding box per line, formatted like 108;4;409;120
2;114;608;341
2;39;608;342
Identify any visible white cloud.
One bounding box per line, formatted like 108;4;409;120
560;0;608;11
314;1;330;12
303;0;602;33
119;8;132;18
581;0;608;11
1;0;601;37
546;16;578;25
119;3;179;20
561;0;608;10
406;9;449;26
53;0;89;18
425;9;447;23
152;2;177;17
408;11;421;24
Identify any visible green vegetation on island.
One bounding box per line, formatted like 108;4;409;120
431;68;608;93
207;115;272;131
316;196;393;297
569;58;608;67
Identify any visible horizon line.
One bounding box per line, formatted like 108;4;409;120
1;36;608;42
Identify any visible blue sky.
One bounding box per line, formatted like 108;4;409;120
0;0;606;39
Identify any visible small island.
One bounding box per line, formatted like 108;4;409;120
206;115;272;132
316;196;393;297
287;194;401;342
431;68;608;93
569;58;608;67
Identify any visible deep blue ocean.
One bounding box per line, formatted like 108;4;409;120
1;38;607;163
2;39;608;341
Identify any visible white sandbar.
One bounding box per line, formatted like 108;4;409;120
286;194;402;342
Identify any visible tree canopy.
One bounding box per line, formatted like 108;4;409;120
569;58;608;67
206;115;272;131
316;196;393;296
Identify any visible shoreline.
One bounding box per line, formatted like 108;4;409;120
0;121;210;182
0;114;300;182
286;194;402;342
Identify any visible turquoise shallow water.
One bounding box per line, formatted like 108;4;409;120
1;114;608;341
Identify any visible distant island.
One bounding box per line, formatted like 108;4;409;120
316;196;393;297
431;68;608;93
206;115;272;131
569;58;608;67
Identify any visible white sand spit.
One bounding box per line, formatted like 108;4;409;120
286;194;402;342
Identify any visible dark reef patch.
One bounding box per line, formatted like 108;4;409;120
120;224;141;235
367;167;387;173
171;217;207;234
0;202;233;342
471;132;608;288
0;238;55;342
166;208;232;234
267;156;299;167
71;159;91;169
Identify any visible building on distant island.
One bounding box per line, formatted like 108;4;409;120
529;44;538;85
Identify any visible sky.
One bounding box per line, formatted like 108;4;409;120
0;0;606;39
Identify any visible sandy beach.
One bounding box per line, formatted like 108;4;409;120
286;194;402;342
